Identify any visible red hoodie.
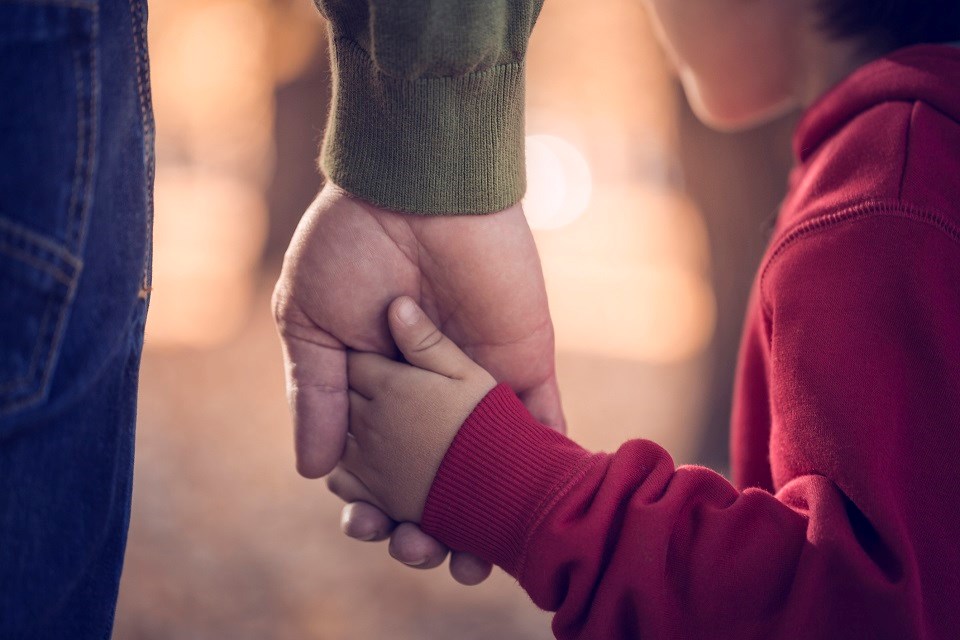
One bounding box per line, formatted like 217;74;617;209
421;45;960;639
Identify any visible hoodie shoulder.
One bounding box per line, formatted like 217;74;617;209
782;45;960;229
781;101;912;226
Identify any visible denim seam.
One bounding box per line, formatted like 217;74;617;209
126;0;153;297
66;1;99;257
0;221;78;280
758;200;960;318
0;242;73;285
69;0;100;256
0;217;80;265
65;47;85;249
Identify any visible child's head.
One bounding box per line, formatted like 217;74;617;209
642;0;960;131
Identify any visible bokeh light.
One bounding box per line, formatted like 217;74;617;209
523;134;593;230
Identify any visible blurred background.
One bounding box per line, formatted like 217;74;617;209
114;0;796;638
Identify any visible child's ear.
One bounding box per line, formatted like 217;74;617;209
386;297;474;379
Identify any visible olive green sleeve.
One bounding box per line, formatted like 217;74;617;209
314;0;544;214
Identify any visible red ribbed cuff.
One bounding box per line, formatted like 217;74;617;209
421;383;594;576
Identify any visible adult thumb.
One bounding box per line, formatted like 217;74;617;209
387;297;473;379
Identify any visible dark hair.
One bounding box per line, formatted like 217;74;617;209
819;0;960;51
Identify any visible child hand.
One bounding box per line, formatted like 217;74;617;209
332;296;497;524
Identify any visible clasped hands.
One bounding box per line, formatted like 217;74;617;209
327;296;495;554
273;185;564;584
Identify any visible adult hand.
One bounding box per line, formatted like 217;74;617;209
273;183;564;584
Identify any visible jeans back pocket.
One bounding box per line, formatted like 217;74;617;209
0;1;97;418
0;221;80;415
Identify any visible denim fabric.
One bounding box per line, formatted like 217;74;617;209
0;0;153;637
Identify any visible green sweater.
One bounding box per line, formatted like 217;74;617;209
315;0;544;214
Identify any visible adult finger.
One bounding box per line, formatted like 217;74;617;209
518;373;567;434
449;551;494;586
386;297;474;380
388;523;449;569
275;323;349;479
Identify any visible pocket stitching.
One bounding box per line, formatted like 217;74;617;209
0;222;78;400
65;2;98;254
0;285;64;393
0;217;80;266
0;240;74;285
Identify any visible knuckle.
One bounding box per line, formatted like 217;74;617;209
271;284;294;326
412;327;445;354
270;288;285;323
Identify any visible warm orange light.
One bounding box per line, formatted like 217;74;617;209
148;168;267;347
535;185;715;364
145;0;284;348
546;261;716;363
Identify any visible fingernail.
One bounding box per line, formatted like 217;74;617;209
402;557;428;567
358;531;378;542
396;298;420;326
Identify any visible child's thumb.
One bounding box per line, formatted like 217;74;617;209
387;297;472;379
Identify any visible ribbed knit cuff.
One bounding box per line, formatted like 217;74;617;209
320;35;527;215
421;384;594;576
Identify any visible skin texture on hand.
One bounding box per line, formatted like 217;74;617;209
272;184;564;584
335;297;497;523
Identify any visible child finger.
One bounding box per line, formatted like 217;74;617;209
387;296;474;380
347;350;406;400
347;389;390;449
340;432;368;478
347;389;371;435
326;465;381;508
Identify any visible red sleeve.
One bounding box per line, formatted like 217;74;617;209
421;210;960;640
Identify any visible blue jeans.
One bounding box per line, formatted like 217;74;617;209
0;1;153;637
